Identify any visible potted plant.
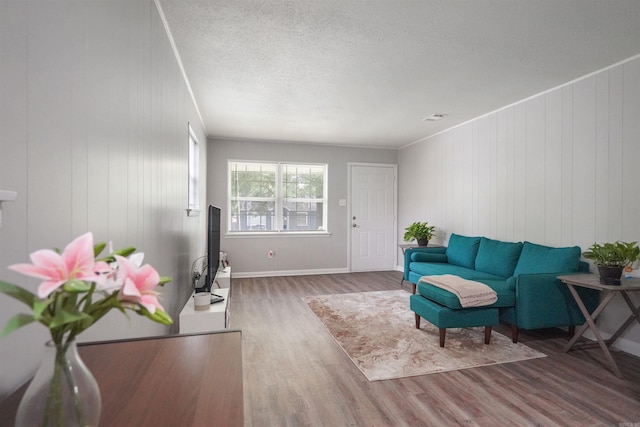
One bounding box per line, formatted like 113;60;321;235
403;221;435;246
582;241;640;285
0;232;172;426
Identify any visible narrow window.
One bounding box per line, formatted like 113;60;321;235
187;124;200;216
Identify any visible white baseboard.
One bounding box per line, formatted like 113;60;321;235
232;267;349;279
612;336;640;357
558;327;640;358
581;329;640;358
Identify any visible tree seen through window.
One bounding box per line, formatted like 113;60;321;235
229;161;327;232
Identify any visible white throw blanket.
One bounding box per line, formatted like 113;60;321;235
418;274;498;308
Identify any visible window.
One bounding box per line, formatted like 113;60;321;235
229;161;328;233
187;124;200;216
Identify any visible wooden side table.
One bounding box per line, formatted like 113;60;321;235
558;273;640;378
0;331;244;426
399;243;420;252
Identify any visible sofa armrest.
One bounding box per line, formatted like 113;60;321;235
514;273;599;330
403;246;447;281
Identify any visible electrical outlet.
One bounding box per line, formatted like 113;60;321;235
268;249;274;258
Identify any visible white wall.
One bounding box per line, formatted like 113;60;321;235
398;55;640;355
0;0;206;400
207;138;397;276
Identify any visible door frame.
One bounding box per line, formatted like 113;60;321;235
347;162;398;272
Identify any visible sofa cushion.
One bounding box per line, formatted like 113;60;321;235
474;237;523;278
513;241;581;276
478;280;517;307
417;278;515;309
445;234;481;269
410;263;504;281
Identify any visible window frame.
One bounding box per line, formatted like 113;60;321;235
186;123;200;217
227;160;329;235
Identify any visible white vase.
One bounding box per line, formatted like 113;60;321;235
15;340;101;427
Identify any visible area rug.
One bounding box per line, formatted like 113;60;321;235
302;290;546;381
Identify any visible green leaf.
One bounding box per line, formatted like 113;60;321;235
113;246;136;258
86;293;121;320
139;307;173;325
93;242;107;258
77;314;95;331
0;313;36;337
97;245;136;263
0;281;36;307
48;308;90;329
32;298;51;321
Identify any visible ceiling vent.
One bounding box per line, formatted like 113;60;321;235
422;113;447;122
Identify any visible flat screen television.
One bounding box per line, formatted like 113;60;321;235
205;205;221;292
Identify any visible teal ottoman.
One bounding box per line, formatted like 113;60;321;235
410;294;499;347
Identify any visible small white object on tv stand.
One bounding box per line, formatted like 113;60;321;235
179;267;232;334
215;266;231;289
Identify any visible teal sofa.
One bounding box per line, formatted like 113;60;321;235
404;233;599;342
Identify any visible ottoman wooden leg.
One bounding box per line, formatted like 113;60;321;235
511;325;519;343
415;313;421;329
484;326;492;345
439;328;446;347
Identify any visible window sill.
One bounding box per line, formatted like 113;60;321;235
226;231;331;238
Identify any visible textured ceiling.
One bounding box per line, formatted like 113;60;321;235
158;0;640;149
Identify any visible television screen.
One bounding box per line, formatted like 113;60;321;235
206;205;221;292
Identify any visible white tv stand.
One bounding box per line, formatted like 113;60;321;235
179;267;232;334
215;266;231;290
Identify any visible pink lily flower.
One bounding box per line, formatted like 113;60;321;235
114;255;164;314
9;232;109;299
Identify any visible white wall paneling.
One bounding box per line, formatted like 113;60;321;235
524;95;545;240
572;76;597;248
512;103;527;240
0;0;207;400
622;60;640;240
607;67;624;241
398;55;640;356
544;90;563;247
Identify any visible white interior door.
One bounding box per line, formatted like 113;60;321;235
349;164;396;272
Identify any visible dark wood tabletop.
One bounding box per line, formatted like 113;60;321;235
0;330;243;427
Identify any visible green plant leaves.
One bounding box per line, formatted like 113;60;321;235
403;221;435;242
0;313;36;337
0;281;36;307
139;307;173;325
96;245;136;263
93;242;107;258
583;241;640;267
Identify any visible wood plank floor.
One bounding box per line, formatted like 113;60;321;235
230;271;640;426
